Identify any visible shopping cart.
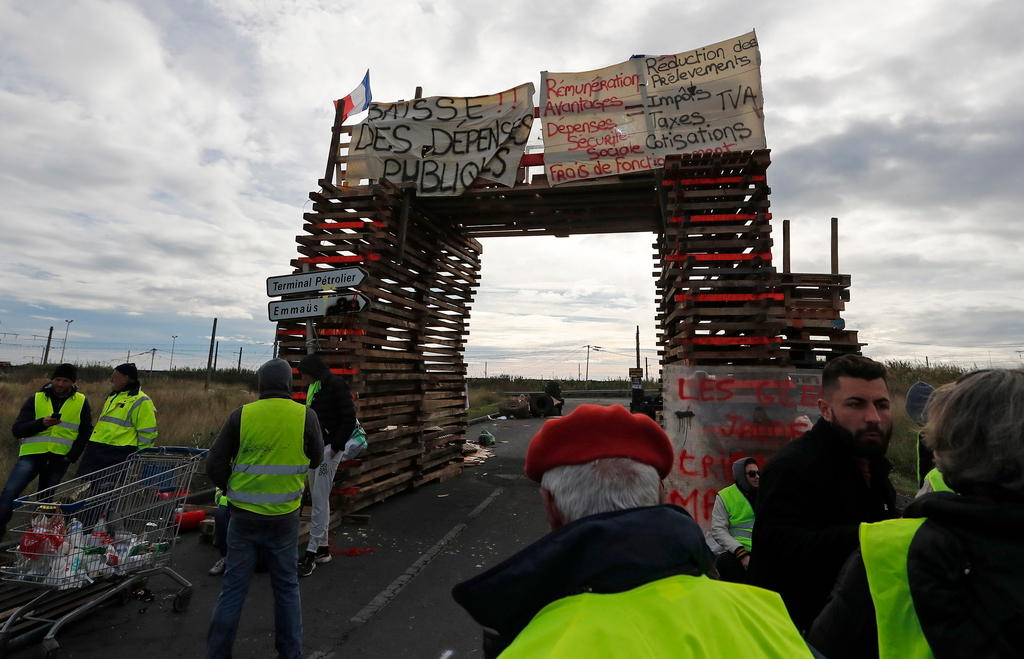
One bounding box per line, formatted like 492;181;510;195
0;446;206;657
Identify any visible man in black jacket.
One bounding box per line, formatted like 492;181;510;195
295;353;358;577
2;363;92;537
750;354;897;631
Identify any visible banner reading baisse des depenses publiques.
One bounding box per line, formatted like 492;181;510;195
540;31;765;185
345;83;535;197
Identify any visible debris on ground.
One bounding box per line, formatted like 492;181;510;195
461;441;494;466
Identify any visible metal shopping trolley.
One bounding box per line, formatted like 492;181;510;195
0;447;206;657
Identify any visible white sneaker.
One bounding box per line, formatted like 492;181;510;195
208;557;226;576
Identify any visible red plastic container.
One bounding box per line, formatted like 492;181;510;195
174;509;206;532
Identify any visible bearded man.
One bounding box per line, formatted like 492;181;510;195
749;354;897;631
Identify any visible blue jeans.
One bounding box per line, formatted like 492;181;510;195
207;513;302;659
0;454;70;535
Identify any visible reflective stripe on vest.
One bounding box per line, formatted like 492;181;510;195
90;390;157;448
501;574;812;658
924;468;953;493
305;380;321;409
227;398;308;516
718;484;755;552
860;518;933;659
22;392;86;457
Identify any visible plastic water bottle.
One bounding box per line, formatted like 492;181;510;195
68;519;84;549
94;514;107;535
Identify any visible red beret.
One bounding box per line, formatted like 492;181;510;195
525;404;674;482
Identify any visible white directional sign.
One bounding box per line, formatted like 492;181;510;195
267;292;371;321
266;267;367;297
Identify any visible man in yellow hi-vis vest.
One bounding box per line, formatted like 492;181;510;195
2;363;92;537
453;404;818;658
76;362;158;476
206;358;323;659
709;456;760;582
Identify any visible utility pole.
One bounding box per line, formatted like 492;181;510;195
484;361;487;378
645;357;649;380
205;318;218;391
126;346;131;362
59;319;73;362
925;355;929;368
169;335;178;370
149;348;157;373
237;346;243;371
213;341;220;371
584;345;602;390
635;325;640;369
41;326;54;364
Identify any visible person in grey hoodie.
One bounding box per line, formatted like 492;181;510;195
709;456;759;583
206;359;323;659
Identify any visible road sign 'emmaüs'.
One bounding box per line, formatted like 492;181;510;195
266;267;369;321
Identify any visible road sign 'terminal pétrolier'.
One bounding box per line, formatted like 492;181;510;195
265;267;366;297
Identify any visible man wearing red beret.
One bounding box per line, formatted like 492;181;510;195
452;404;816;658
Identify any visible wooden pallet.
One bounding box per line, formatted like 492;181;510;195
655;151;861;367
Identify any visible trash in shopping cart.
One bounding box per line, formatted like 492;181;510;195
0;447;206;655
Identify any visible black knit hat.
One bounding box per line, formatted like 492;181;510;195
297;354;330;380
114;362;139;380
51;363;78;382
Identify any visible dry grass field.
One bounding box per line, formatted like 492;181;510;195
0;365;257;482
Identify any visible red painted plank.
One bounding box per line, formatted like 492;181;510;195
681;336;783;345
675;293;784;302
661;175;767;186
311;221;366;229
664;252;772;262
668;212;772;223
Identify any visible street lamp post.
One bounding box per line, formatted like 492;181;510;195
59;319;73;363
169;335;178;370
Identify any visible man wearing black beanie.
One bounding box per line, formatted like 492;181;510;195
2;363;92;538
76;362;158;476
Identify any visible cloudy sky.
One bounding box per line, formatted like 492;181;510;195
1;0;1022;378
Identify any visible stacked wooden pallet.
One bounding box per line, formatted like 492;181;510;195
656;150;785;365
778;273;862;367
276;127;479;514
656;150;862;367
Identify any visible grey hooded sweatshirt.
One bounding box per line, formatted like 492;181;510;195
205;358;323;520
709;456;758;554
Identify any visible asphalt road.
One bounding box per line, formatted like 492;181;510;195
22;398;626;658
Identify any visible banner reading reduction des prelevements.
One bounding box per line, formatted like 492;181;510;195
346;83;534;197
541;31;765;185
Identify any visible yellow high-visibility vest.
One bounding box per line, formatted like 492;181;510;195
20;392;86;457
718;484;755;552
860;518;933;659
89;389;157;449
501;574;812;658
227;398;308;516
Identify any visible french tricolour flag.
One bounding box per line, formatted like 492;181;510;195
334;70;372;122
